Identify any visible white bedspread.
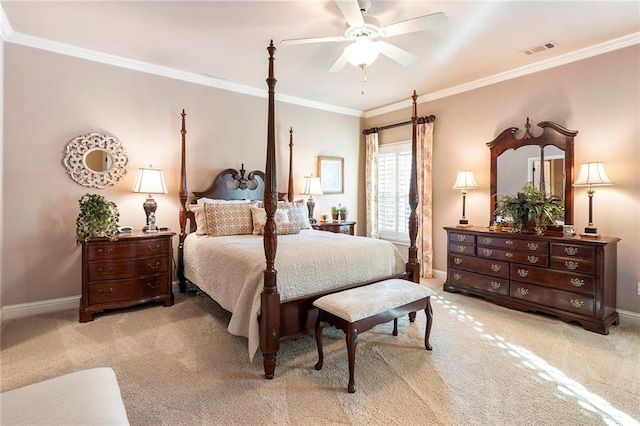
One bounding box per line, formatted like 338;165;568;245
184;229;405;359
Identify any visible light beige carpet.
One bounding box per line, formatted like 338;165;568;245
1;279;639;426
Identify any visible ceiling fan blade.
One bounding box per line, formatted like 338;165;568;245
376;41;418;66
381;12;448;37
282;35;346;45
328;53;349;72
335;0;365;28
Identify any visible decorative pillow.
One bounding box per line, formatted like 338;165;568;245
191;199;252;235
251;207;290;235
287;200;311;229
203;202;254;236
277;222;302;235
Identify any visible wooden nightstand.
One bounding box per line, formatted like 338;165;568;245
312;221;356;235
79;230;175;322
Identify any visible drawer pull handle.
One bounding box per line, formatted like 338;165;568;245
491;264;501;272
490;281;501;289
527;242;539;251
527;255;539;264
505;252;513;258
457;245;466;253
517;269;529;278
98;267;114;275
517;288;529;296
565;247;579;256
98;288;113;296
570;278;585;287
98;248;114;256
148;244;161;252
483;237;493;244
565;260;579;270
453;257;463;265
147;262;160;270
570;299;584;309
457;235;466;242
506;240;514;245
453;273;462;281
147;282;159;289
483;249;493;256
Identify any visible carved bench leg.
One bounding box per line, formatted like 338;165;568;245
393;318;398;336
346;326;358;393
424;297;433;351
314;316;326;371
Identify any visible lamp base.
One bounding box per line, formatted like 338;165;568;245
580;228;600;239
457;219;473;228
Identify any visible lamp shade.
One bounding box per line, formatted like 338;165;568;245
573;162;613;187
132;167;168;194
300;176;323;196
452;171;478;190
344;38;380;68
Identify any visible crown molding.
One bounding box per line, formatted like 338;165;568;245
4;29;364;118
0;5;13;41
365;32;640;118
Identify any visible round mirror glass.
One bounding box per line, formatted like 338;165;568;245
84;148;114;173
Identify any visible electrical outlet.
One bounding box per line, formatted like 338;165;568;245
637;282;640;296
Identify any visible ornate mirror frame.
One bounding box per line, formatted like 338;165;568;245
487;118;578;225
63;133;129;189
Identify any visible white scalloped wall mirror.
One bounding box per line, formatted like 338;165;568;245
63;133;129;188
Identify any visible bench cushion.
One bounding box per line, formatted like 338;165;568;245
313;279;435;323
1;367;129;425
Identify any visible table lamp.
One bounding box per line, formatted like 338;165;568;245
300;175;323;224
132;165;167;232
453;170;478;228
573;162;612;237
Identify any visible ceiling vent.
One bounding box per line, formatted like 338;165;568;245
521;41;558;56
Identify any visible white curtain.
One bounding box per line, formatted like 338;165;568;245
417;122;434;278
365;131;379;238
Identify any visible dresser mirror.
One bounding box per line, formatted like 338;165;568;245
63;133;129;189
487;118;577;225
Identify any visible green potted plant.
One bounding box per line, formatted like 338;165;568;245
339;206;348;221
495;182;564;235
76;193;120;243
331;206;340;222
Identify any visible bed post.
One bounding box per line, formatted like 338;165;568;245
178;109;188;293
407;91;421;284
261;40;281;379
288;127;294;202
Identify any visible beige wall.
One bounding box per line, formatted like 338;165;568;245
1;44;360;306
365;45;640;316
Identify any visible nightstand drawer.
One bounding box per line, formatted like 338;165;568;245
87;239;169;261
87;256;169;281
88;275;170;305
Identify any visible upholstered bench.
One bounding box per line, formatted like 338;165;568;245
313;278;435;393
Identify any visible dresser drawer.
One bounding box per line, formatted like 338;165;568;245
551;243;595;260
87;239;169;261
87;256;169;281
477;246;548;266
510;281;595;317
449;232;475;244
448;269;509;296
448;242;475;256
550;257;594;274
478;236;548;254
88;275;170;305
449;254;509;279
509;264;595;295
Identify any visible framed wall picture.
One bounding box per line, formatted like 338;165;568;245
318;156;344;194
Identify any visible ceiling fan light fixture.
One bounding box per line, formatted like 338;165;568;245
344;38;380;68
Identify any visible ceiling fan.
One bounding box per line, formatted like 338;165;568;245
282;0;447;72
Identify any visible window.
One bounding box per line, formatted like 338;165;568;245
378;141;411;242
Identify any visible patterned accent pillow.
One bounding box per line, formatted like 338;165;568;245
287;200;311;229
251;207;290;235
203;202;254;236
277;222;302;235
191;199;253;235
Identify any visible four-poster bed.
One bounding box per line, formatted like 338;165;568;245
177;41;422;378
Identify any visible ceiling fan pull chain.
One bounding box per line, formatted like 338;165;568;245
361;65;367;95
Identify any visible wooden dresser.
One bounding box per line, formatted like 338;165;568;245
312;221;356;235
443;227;620;334
80;230;175;322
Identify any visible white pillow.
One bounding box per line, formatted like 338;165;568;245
251;207;290;235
